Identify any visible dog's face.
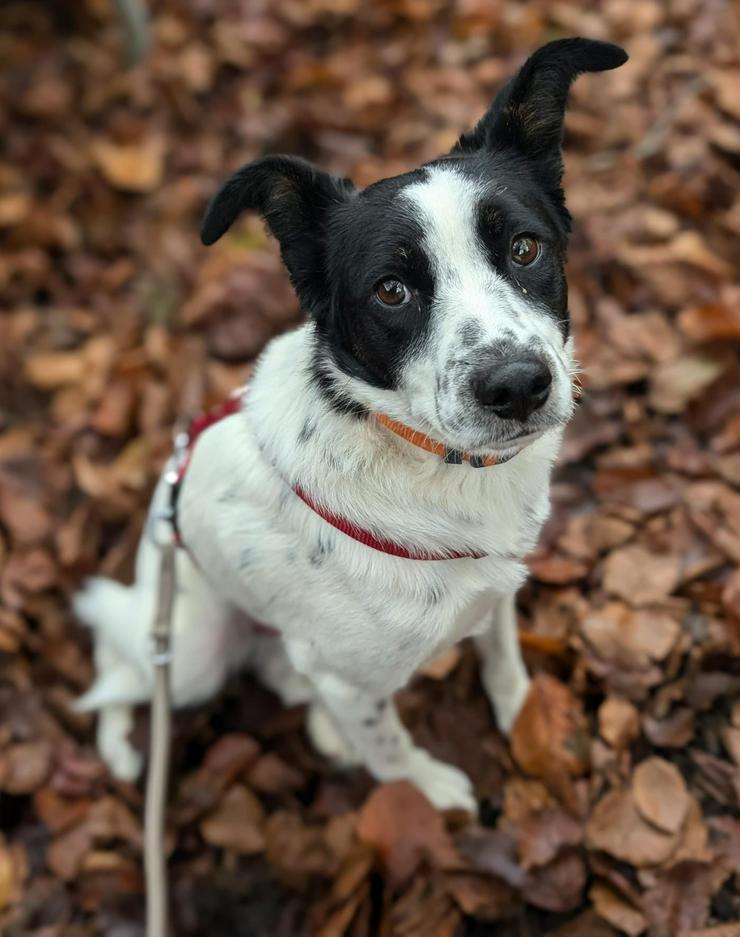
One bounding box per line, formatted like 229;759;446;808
202;38;627;455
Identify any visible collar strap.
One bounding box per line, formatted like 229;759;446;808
168;393;488;560
292;484;486;561
374;413;500;468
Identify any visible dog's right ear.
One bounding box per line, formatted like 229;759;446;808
201;155;355;312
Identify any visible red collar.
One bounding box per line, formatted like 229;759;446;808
169;393;487;561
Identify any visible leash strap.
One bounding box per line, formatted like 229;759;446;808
145;523;177;936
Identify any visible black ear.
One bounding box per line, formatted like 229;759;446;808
454;38;627;187
201;155;355;311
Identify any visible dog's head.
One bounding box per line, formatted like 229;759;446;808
202;38;627;456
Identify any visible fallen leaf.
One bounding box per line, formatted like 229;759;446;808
356;781;461;883
443;872;517;920
632;757;690;835
649;354;725;415
585;787;680;867
518;806;584;870
510;674;589;805
522;848;587;912
641;861;719;937
678;301;740;342
0;740;52;794
90;136;165;193
590;881;647;937
643;707;696;748
200;784;265;853
602;545;681;605
599;697;641;749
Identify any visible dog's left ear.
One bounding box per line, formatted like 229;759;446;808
201;155;355;312
455;38;627;195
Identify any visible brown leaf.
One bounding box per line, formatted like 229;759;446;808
264;811;337;889
649;354;725;415
0;838;24;911
641;861;719;937
47;822;94;881
356;782;461;883
521;848;586;913
632;757;690;835
528;553;589;584
679;927;740;937
550;909;619;937
585;787;680;867
0;740;52;794
518;806;584;870
590;881;647;937
200;784;265;854
678;300;740;342
602;545;681;605
176;733;260;822
90;136;165;193
643;708;696;748
599;697;641;749
443;872;517;921
510;674;589;805
246;752;306;794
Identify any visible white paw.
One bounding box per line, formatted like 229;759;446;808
484;668;530;735
100;737;144;782
404;750;477;813
306;703;360;767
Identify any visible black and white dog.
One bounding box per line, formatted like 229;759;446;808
76;39;627;811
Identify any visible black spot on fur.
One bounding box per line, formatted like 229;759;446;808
309;532;334;568
238;547;253;570
459;320;483;347
362;716;378;728
426;584;445;605
297;418;316;444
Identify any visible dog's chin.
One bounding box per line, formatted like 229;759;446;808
438;420;564;458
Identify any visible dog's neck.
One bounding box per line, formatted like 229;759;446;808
246;323;562;559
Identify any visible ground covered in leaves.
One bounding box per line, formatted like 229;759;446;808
1;0;740;935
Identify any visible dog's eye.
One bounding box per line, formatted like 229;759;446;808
374;278;411;307
511;235;540;266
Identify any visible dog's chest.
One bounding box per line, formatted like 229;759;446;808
178;418;543;688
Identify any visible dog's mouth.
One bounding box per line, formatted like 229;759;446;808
477;426;551;457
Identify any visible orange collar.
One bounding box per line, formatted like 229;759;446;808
374;413;502;468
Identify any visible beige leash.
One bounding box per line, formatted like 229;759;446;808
145;537;176;936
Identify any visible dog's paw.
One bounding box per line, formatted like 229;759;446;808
100;737;144;782
404;750;477;814
484;669;530;735
306;703;360;768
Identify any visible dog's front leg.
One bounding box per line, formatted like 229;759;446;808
475;594;531;733
313;671;477;813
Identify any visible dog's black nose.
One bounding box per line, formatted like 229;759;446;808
472;356;552;421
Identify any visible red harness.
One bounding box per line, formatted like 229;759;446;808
170;394;487;561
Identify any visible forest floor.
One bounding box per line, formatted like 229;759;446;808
0;0;739;935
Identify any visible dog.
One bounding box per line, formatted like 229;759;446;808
75;38;627;811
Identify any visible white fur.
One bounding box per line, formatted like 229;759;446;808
75;167;572;810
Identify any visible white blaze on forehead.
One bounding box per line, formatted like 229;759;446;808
402;166;493;287
401;164;527;353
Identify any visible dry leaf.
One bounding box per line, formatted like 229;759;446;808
585;787;680;867
90;136;165;193
590;881;647;937
599;697;641;749
511;674;589;804
602;546;681;605
200;785;265;853
356;782;461;883
632;757;690;835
